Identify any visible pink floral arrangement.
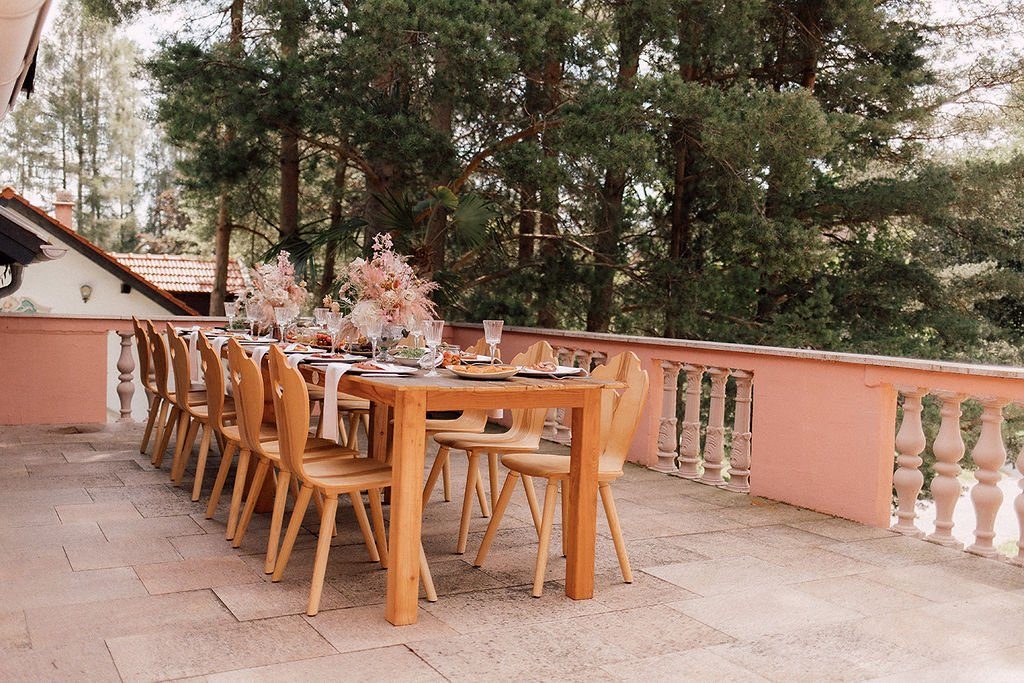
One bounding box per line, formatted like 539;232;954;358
236;251;308;328
335;233;437;335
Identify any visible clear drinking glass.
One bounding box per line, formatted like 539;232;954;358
313;307;328;328
245;305;258;337
365;318;384;361
423;319;444;377
483;319;503;364
379;323;404;362
224;300;238;329
274;306;292;342
325;312;343;354
407;316;424;349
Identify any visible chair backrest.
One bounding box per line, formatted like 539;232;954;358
197;333;227;429
226;339;265;454
166;325;193;407
504;340;556;445
465;337;495;359
146;320;170;398
131;318;154;393
267;345;310;476
591;351;649;472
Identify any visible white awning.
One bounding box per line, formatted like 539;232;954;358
0;0;51;121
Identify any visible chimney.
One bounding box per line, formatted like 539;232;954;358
54;189;74;230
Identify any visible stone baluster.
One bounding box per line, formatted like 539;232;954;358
724;370;753;492
1012;440;1024;566
926;391;966;548
699;367;730;486
891;387;928;537
651;361;682;473
966;397;1008;557
676;364;705;479
115;330;136;422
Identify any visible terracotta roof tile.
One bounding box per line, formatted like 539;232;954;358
111;253;245;294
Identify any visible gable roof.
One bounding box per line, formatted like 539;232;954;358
111;253;244;294
0;187;198;316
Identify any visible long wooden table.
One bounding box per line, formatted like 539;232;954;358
304;367;618;626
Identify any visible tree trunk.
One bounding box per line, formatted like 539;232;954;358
318;157;348;298
422;48;454;278
210;0;244;316
277;0;303;241
534;57;562;329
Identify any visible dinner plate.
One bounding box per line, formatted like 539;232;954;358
303;353;364;364
348;363;418;375
516;365;585;378
459;354;495;364
447;364;519;380
236;337;277;344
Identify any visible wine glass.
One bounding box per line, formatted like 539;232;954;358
245;304;258;338
365;318;384;361
379;323;405;362
224;300;238;330
325;312;343;354
313;307;328;328
274;306;292;342
407;316;424;349
483;319;503;364
423;319;444;377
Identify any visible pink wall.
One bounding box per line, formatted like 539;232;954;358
0;314;220;425
448;323;1024;528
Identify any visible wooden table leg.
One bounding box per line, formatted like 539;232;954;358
386;389;427;625
564;389;605;599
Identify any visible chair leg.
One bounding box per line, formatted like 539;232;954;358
442;455;452;502
420;543;437;602
140;394;159;454
273;483;313;581
312;490;335;537
521;475;541;534
421;446;449;508
264;470;290;574
206;440;237;519
488;452;499;507
473;472;518;567
191;424;213;501
307;494;339;616
153;404;176;468
368;488;389;568
314;402;325;438
347;412;361;450
600;482;632;583
350;491;380;563
232;458;269;548
172;417;199;484
533;479;559;598
169;410;190;477
335;413;347;445
457;452;482;554
225;448;250;540
147;397;166;461
560;481;568;558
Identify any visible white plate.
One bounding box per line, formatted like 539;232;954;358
236;337;277;344
447;364;519;380
349;363;418;375
516;365;584;378
303;353;364;364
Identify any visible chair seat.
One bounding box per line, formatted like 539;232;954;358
500;453;624;481
189;397;236;420
305;385;370;411
425;417;486;434
433;430;539;452
303;457;392;491
260;439;360;462
222;423;276;444
167;390;208;406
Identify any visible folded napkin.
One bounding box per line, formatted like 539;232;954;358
250;345;271;368
212;337;232;396
187;328;200;381
320;363;353;443
287;354;314;369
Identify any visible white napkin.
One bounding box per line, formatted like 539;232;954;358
287;354;314;369
320;363;353;443
187;328;200;381
250;345;271;368
212;337;232;396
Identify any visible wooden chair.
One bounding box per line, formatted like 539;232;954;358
166;330;236;500
473;352;650;596
422;337;494;503
230;346;381;577
148;322;206;469
266;346;436;615
427;340;554;554
131;318;160;456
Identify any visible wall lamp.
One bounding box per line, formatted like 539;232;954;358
80;284;93;303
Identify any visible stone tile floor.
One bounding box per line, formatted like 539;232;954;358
2;422;1023;682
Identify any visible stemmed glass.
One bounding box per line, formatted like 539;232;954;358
313;307;328;328
224;300;238;330
325;312;343;354
274;306;293;342
423;319;444;377
365;318;384;362
245;305;259;338
407;316;424;349
483;319;503;364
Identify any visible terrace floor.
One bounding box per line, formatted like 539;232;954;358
1;423;1023;682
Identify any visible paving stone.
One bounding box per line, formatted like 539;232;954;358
99;514;205;541
643;555;797;596
793;574;933;615
64;537;182;570
306;604;457;653
789;518;899;542
0;521;105;551
213;581;352;621
24;590;235;649
63;449;140;463
0;611;30;653
55;500;143;524
206;645;445;682
0;640;121;682
135;556;263;594
826;535;967;567
0;544;73;580
106;615;336;682
601;648;768;682
0;567;147;611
